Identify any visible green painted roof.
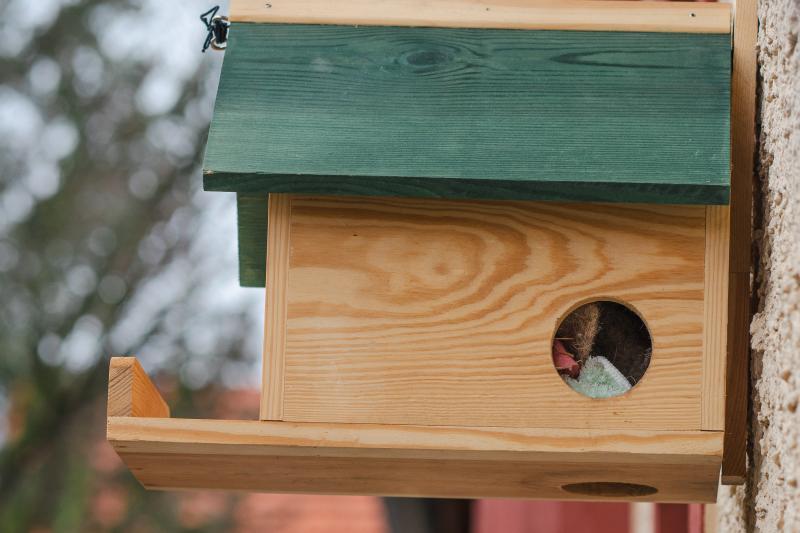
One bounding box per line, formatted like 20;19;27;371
202;23;731;286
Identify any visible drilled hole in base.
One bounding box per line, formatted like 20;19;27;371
561;482;658;498
552;300;652;399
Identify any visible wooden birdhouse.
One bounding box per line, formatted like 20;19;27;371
107;0;754;503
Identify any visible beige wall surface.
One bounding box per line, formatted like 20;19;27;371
717;0;800;531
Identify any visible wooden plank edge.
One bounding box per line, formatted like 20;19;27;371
108;417;723;463
722;0;757;486
260;194;291;420
114;448;720;502
702;206;730;431
205;173;732;206
229;0;731;34
107;357;169;418
127;482;718;503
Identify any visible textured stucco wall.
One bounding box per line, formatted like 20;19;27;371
717;0;800;531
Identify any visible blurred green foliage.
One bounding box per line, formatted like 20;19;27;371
0;1;464;531
0;0;263;530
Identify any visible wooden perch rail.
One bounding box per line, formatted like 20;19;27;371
107;357;723;501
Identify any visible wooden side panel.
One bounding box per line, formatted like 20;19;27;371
230;0;732;34
109;417;723;502
723;0;758;485
261;194;291;420
204;25;731;205
270;196;707;430
107;357;169;418
702;206;730;430
237;194;268;287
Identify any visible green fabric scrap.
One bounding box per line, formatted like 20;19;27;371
564;356;632;399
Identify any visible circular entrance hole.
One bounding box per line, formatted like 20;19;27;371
561;482;658;498
552;300;652;399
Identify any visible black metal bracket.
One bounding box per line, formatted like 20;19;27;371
201;6;230;53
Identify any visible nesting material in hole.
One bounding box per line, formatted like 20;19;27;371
552;301;652;399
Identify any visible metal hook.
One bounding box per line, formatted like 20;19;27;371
201;6;230;53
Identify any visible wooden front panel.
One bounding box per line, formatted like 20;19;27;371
264;196;707;430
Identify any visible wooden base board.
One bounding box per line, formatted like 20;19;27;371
110;418;722;502
107;357;722;502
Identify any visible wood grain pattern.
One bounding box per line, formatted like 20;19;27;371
261;194;291;420
702;206;730;431
264;196;708;430
722;0;757;486
107;357;169;418
106;358;722;499
108;416;723;502
110;418;723;462
230;0;732;34
204;24;731;205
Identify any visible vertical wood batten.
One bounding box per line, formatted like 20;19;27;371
702;206;730;431
722;0;757;485
261;194;291;420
